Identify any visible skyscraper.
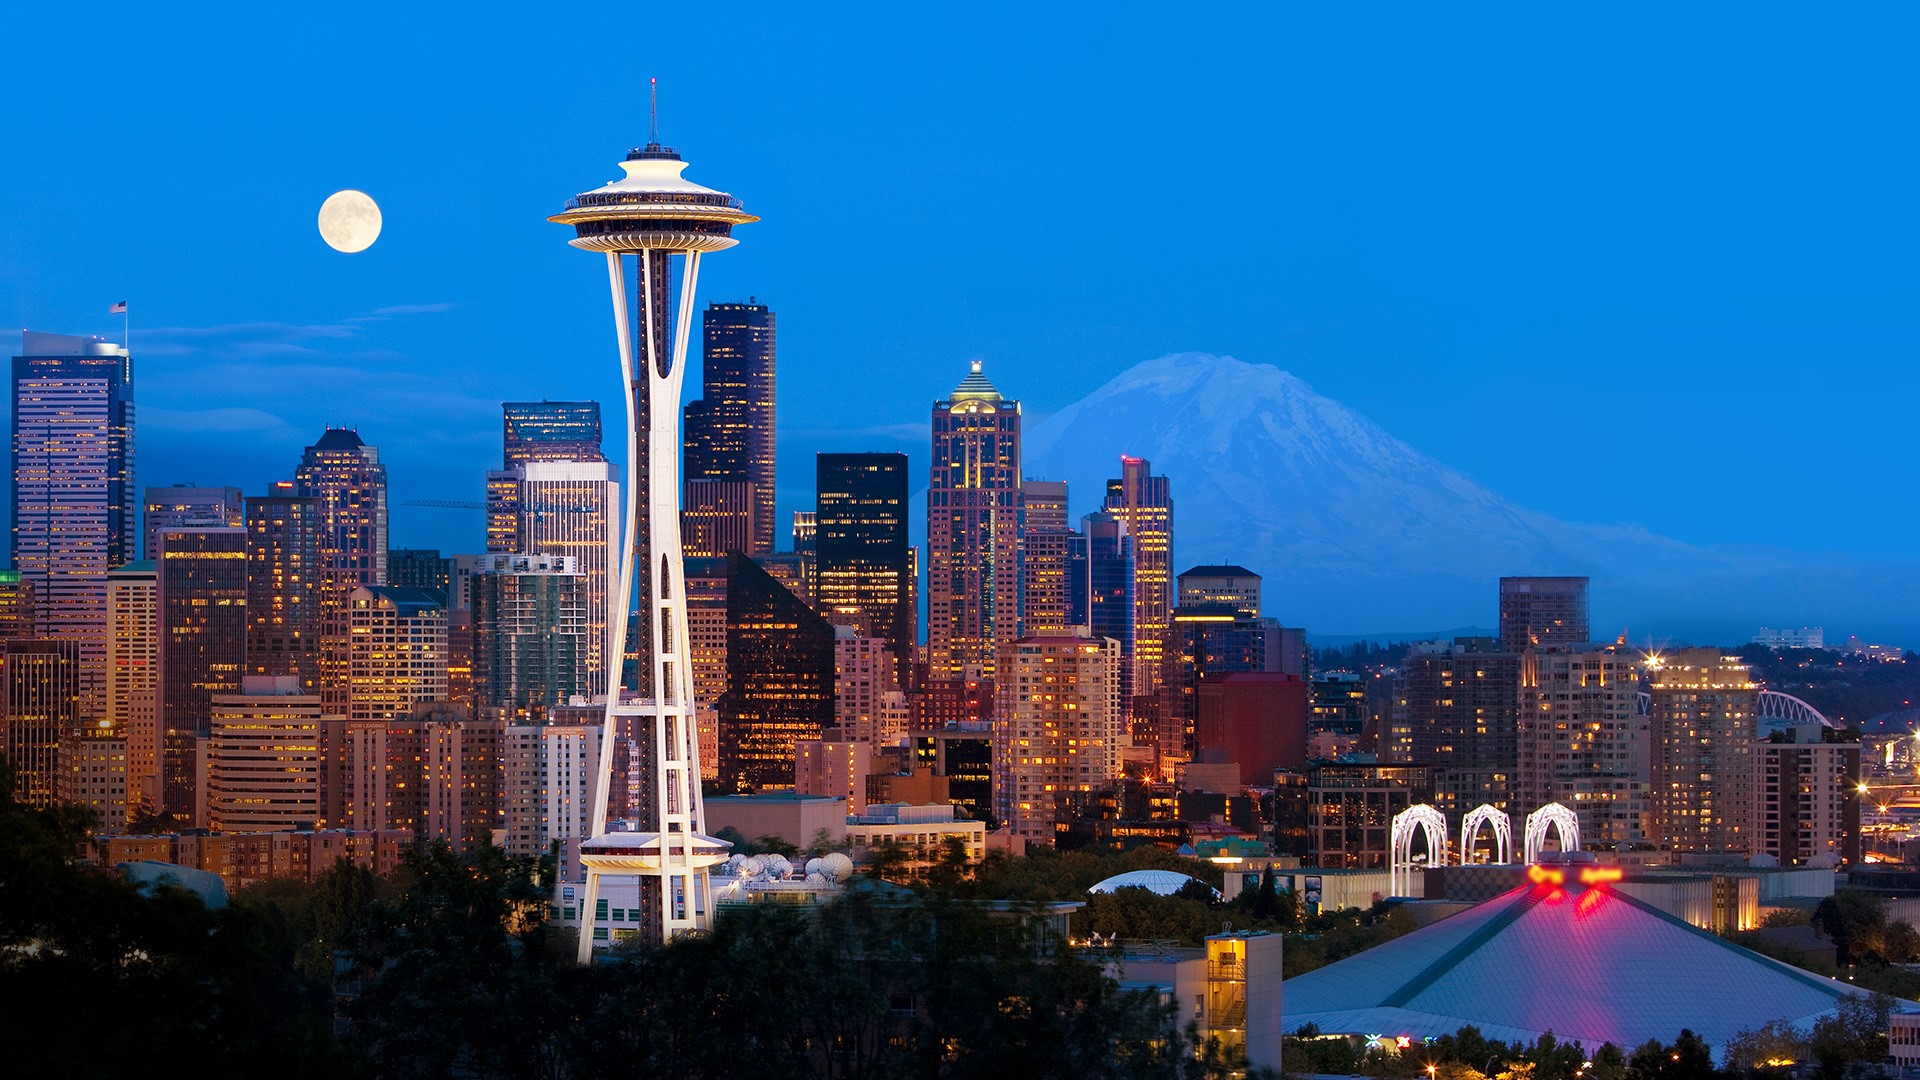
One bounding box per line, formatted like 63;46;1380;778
550;120;755;952
1498;576;1590;652
346;586;449;725
503;401;604;465
244;485;322;691
143;484;243;560
816;453;915;685
1392;637;1522;815
0;570;35;640
928;361;1022;679
518;461;619;697
295;429;388;713
1083;511;1135;717
992;629;1121;846
1103;456;1172;710
1019;481;1087;636
1648;649;1758;854
470;553;586;718
680;479;755;558
1517;646;1645;845
718;553;835;791
1;638;80;808
157;528;249;823
684;301;776;556
206;675;323;833
12;332;136;722
106;562;159;811
1158;598;1295;772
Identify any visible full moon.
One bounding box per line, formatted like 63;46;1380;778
318;189;382;253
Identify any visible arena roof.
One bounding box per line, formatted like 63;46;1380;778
1088;869;1221;898
1285;875;1908;1055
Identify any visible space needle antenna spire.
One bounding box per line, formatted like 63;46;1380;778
649;77;659;146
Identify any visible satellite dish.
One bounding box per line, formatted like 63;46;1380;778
821;852;854;882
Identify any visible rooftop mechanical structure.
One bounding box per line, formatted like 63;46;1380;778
551;91;757;960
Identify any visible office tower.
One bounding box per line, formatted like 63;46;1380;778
106;562;159;810
681;479;754;557
1020;479;1067;532
206;675;322;832
911;725;994;825
1391;638;1522;814
346;586;448;724
1498;576;1590;652
504;401;604;465
1;639;80;807
684;301;776;556
0;570;34;640
1309;671;1369;739
157;528;249;822
501;712;603;858
1302;760;1434;869
12;332;136;723
388;548;453;608
143;484;243;560
791;511;816;555
816;453;915;685
551;125;755;951
718;553;834;791
471;553;586;717
244;486;322;691
58;732;127;832
295;429;389;712
1755;725;1861;866
1019;480;1087;636
992;629;1122;846
1103;457;1172;708
928;361;1022;679
1517;646;1645;845
685;557;728;781
518;461;619;697
1159;600;1298;774
834;628;908;746
1177;565;1262;615
1648;649;1758;854
1084;511;1135;717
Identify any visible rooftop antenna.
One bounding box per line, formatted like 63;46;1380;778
649;77;659;146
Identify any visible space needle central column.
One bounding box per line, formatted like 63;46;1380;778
551;114;756;961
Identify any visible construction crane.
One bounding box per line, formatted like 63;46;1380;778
401;499;485;511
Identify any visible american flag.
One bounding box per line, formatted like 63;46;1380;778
109;301;127;314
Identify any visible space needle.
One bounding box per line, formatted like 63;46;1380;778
550;84;756;960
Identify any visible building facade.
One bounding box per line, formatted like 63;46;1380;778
244;485;323;691
1;638;80;808
1498;576;1590;652
928;362;1022;680
1103;457;1172;709
684;301;776;556
718;553;835;791
517;460;619;697
1516;646;1645;846
207;676;323;833
816;453;915;687
143;484;243;560
992;630;1122;846
1648;649;1758;854
157;528;249;821
295;429;389;713
107;561;159;811
470;553;586;717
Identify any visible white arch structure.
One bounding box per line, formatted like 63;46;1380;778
1523;802;1581;863
1758;689;1836;730
1390;804;1449;897
1459;804;1513;865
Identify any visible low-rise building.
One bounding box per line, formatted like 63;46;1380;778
847;802;985;874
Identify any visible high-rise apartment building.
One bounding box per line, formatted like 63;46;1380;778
295;429;389;713
58;732;127;832
1648;649;1758;854
107;561;159;810
681;479;755;558
470;553;586;718
1392;638;1522;814
158;528;249;822
518;460;619;697
12;333;136;723
1754;725;1860;866
928;361;1022;679
387;548;454;608
1517;646;1645;845
207;676;323;832
1103;457;1172;710
1;638;80;808
1158;601;1296;773
992;629;1122;846
718;553;834;791
1019;480;1087;636
1177;565;1261;615
244;486;322;691
1084;512;1135;717
816;453;915;685
1499;576;1590;652
501;712;603;859
685;557;729;781
834;629;908;746
684;301;776;556
415;703;500;846
143;484;243;560
346;586;448;725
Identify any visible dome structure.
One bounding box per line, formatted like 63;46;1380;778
1088;869;1221;899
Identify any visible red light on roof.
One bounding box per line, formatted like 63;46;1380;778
1527;864;1565;886
1579;866;1624;885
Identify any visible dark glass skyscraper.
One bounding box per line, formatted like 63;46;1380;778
685;301;776;556
244;486;322;692
1;638;79;808
502;401;603;465
158;528;249;820
815;453;914;685
11;333;135;722
1083;511;1135;716
719;553;833;791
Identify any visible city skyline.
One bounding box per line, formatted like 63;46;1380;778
5;8;1920;645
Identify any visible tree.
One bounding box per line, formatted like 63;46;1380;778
1722;1020;1807;1073
1813;892;1891;966
1250;865;1280;921
1809;993;1894;1080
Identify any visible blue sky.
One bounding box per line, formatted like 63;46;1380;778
3;5;1916;632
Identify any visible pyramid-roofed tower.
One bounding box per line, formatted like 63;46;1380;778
1285;874;1913;1056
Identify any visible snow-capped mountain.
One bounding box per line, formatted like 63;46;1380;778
1024;353;1910;641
